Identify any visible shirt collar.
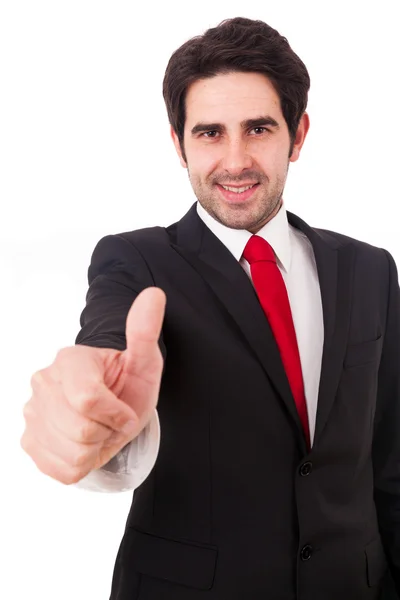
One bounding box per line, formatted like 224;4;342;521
196;200;292;272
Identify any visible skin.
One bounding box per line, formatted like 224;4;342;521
171;71;310;234
21;287;166;484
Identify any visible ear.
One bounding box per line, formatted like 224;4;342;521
170;126;187;168
289;112;310;163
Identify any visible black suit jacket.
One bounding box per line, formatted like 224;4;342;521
75;203;400;600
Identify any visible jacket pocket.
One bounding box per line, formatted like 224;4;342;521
126;528;218;590
344;335;382;369
365;538;388;587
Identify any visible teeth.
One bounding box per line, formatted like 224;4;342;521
222;184;255;193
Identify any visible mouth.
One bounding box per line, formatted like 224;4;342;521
216;182;260;203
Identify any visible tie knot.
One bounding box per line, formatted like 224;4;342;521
243;235;276;265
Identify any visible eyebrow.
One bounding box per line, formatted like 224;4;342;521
190;116;280;136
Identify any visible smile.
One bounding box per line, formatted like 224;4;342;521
216;183;260;203
221;184;257;193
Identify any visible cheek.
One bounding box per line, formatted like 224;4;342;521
248;138;288;167
259;147;289;176
188;148;219;178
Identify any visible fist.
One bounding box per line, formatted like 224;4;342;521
21;287;166;485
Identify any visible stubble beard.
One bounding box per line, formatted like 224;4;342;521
189;171;287;231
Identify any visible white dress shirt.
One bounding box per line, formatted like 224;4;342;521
76;200;324;492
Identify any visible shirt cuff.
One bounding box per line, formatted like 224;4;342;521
74;409;160;493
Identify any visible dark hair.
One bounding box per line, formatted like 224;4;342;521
162;17;310;160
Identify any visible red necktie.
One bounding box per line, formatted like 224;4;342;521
243;235;311;449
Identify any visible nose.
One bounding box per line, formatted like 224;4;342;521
220;138;252;176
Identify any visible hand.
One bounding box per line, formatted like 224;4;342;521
21;287;166;485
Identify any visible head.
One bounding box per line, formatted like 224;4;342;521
162;17;311;233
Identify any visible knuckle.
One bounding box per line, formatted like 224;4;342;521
20;432;30;453
20;435;40;463
42;463;74;485
151;347;163;367
75;386;101;413
76;420;97;443
22;400;34;421
155;350;164;369
55;346;70;359
30;369;45;390
63;466;86;485
153;345;164;364
71;447;91;469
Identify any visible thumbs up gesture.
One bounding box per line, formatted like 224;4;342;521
21;287;166;485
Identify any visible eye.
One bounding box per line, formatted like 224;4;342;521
251;127;269;135
202;130;219;138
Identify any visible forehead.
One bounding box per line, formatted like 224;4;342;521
184;72;282;125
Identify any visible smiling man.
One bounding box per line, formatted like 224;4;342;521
172;71;308;234
22;17;400;600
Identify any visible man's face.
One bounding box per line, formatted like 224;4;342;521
171;72;309;233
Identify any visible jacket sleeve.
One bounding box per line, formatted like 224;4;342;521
75;233;166;363
372;248;400;594
74;234;166;492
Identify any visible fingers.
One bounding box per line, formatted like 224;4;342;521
23;400;101;471
23;368;140;481
22;396;136;483
22;413;137;483
32;376;112;445
20;427;94;486
52;346;138;434
22;289;167;485
124;287;166;379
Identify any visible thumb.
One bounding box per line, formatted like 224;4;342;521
124;286;167;379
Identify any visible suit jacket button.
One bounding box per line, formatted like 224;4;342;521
299;462;313;476
300;545;313;561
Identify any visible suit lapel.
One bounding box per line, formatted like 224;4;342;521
170;203;355;452
286;212;355;446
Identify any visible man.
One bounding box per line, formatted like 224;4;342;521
21;17;400;600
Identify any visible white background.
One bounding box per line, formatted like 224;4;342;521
1;1;399;598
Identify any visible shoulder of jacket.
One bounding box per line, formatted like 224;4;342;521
314;226;386;258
